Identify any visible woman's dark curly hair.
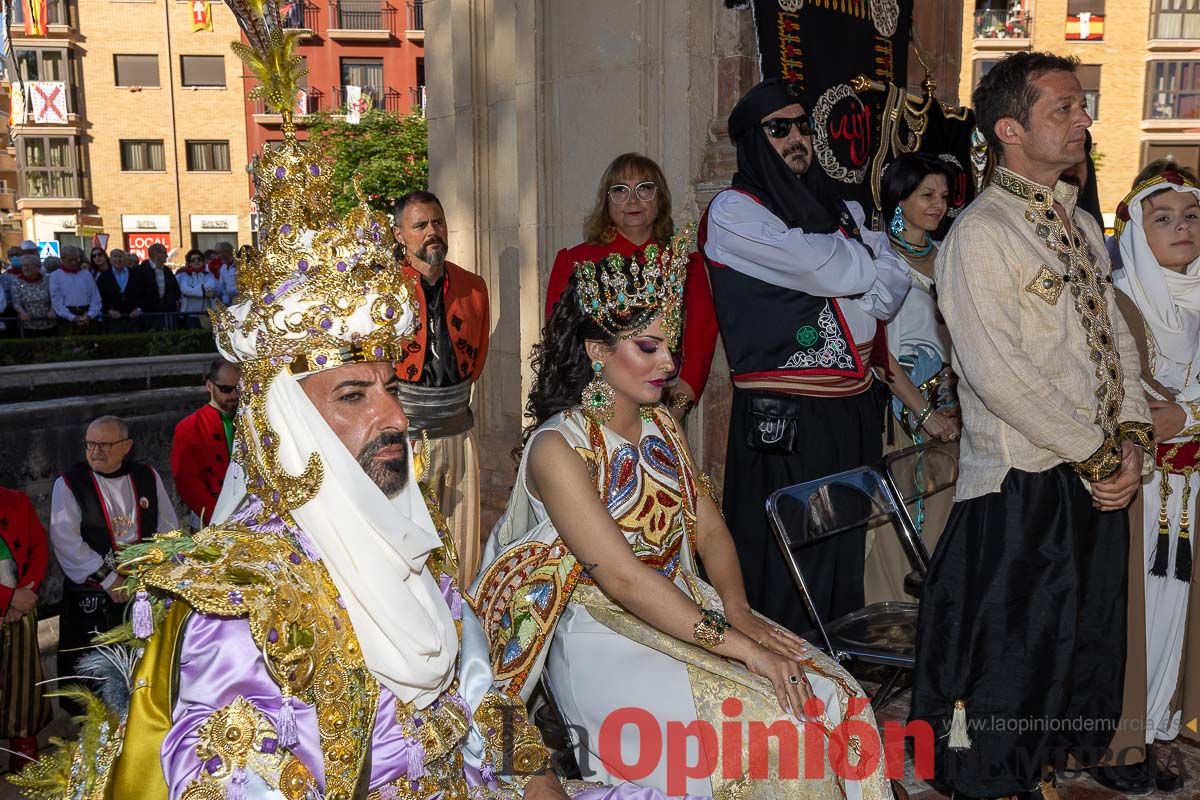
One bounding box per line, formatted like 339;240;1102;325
517;267;658;460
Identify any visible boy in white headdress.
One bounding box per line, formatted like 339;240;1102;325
1111;162;1200;791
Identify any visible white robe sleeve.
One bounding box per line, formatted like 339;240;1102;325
49;477;106;585
847;201;912;321
703;191;900;301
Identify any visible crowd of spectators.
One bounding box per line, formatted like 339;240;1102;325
0;239;240;337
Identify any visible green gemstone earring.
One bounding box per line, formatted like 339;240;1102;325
581;359;616;425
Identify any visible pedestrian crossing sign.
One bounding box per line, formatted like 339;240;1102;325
37;240;60;259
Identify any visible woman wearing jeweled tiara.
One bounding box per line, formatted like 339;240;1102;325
469;237;892;800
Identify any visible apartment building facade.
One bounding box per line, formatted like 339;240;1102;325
242;0;425;155
10;0;250;259
962;0;1200;223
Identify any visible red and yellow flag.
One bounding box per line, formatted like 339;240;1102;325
23;0;47;36
191;0;213;32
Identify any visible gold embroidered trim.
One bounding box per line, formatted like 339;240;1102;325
1073;436;1123;482
1119;420;1155;458
1025;265;1065;306
473;691;550;789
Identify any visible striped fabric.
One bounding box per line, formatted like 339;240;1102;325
421;428;482;587
733;340;876;397
0;610;51;739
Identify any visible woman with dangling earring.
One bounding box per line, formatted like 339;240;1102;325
864;153;961;605
470;242;892;800
544;153;717;422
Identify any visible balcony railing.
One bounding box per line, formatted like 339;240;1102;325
411;85;426;115
331;1;396;32
252;88;325;117
334;85;403;115
408;0;424;31
1151;5;1200;39
973;8;1031;39
283;0;319;31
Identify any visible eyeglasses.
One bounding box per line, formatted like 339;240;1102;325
85;438;129;453
761;115;815;139
188;256;204;262
211;382;239;394
607;181;658;205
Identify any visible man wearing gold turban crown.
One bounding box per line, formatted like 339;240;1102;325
9;6;686;800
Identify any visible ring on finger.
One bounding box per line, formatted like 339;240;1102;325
788;674;801;685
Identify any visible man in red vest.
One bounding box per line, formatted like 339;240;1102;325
171;358;240;528
392;191;489;585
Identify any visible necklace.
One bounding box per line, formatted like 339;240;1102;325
888;231;933;257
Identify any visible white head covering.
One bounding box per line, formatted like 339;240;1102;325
209;133;456;708
213;367;456;709
1115;181;1200;367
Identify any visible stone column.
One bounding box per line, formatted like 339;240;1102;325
426;0;724;528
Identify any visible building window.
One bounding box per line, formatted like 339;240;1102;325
192;232;239;252
1067;0;1104;40
14;48;74;115
1078;65;1101;120
186;140;231;171
973;1;1030;40
114;54;160;88
180;55;225;88
120;140;165;172
972;59;1000;89
1146;60;1200;119
19;136;77;198
1152;0;1200;39
12;0;69;29
1143;141;1200;175
340;58;384;107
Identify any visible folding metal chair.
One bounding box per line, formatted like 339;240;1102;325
879;439;959;597
766;466;926;707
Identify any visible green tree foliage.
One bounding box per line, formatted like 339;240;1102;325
306;110;428;216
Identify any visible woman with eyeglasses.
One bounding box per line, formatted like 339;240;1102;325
177;248;220;327
545;152;718;420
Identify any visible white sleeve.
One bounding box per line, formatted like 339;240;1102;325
849;202;911;321
703;191;884;297
86;274;101;318
154;471;179;533
49;478;106;584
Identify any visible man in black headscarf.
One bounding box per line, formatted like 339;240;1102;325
700;77;911;633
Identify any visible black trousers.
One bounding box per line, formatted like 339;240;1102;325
57;587;126;713
909;464;1128;797
724;386;884;635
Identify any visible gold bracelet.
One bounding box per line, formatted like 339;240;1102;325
669;393;695;413
693;607;730;649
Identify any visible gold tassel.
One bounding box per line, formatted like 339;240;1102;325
1151;469;1173;578
949;699;972;750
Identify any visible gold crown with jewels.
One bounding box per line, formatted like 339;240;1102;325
574;227;692;348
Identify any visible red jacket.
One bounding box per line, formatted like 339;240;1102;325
0;487;49;615
545;234;718;398
396;261;490;384
171;403;231;525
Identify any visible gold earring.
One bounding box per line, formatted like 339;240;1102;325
581;360;615;424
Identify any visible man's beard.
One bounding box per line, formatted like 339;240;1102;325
416;237;448;268
357;431;410;497
783;142;810;176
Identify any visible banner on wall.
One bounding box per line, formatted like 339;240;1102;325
9;83;25;127
23;0;46;36
125;232;171;263
191;0;213;32
746;0;914;210
29;81;66;123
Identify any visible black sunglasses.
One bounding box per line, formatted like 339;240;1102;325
211;382;239;394
762;115;814;139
